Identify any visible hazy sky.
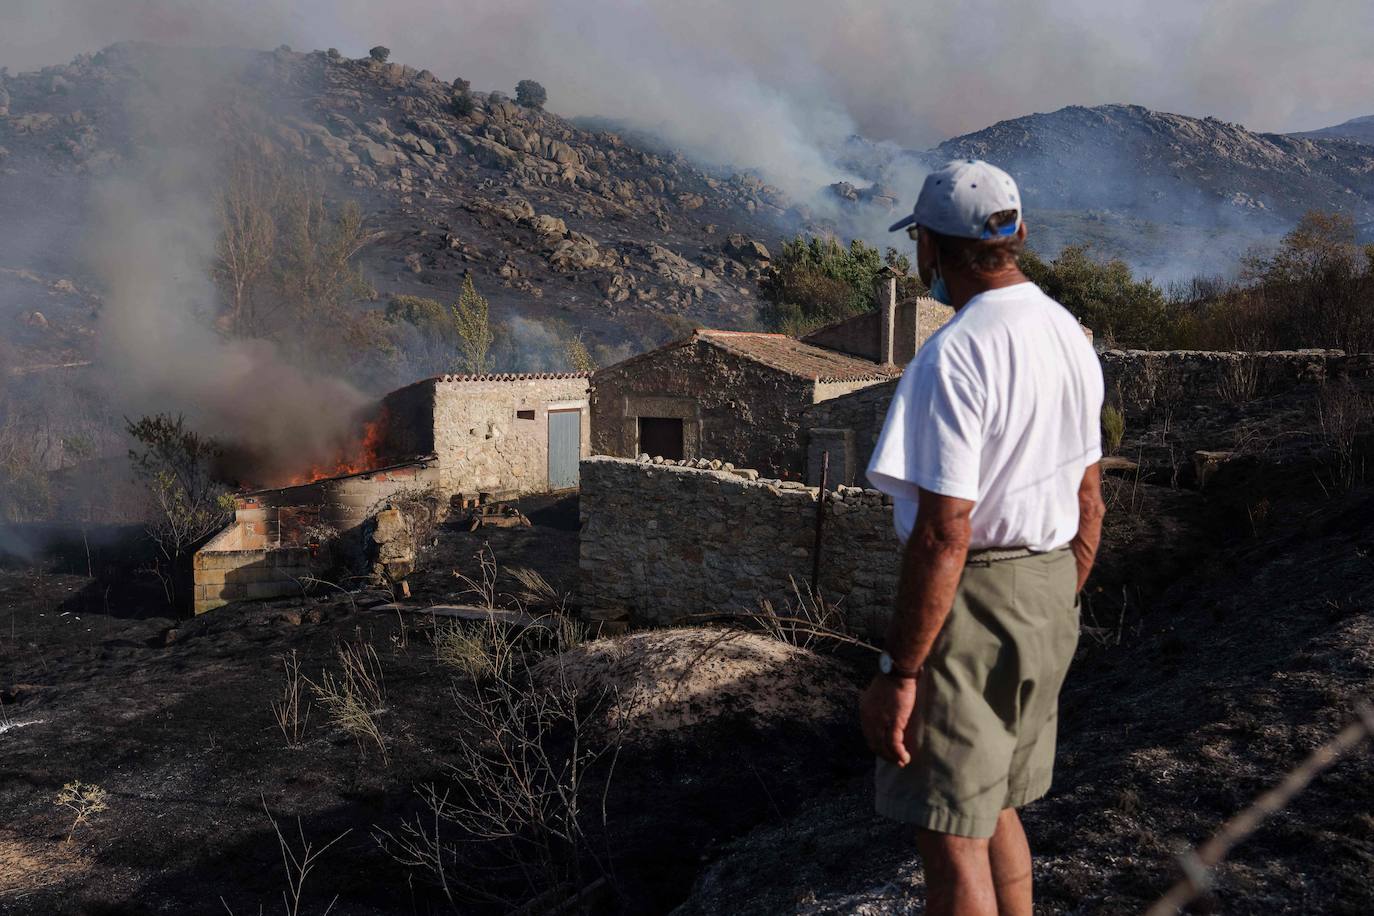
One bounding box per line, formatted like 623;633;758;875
4;0;1374;192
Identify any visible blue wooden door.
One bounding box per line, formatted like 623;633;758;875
547;409;581;490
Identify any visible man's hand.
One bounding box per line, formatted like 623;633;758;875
860;674;917;766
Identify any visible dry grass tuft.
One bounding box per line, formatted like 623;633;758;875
308;642;388;764
432;617;514;681
271;650;311;749
54;781;108;844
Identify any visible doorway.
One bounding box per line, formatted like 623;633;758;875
547;409;582;490
637;417;684;460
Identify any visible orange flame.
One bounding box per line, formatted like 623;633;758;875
282;409;389;486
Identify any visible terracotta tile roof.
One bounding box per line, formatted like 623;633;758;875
437;371;593;383
696;330;902;383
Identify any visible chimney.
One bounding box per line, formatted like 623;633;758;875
875;270;898;366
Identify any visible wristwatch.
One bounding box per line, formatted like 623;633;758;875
878;651;921;680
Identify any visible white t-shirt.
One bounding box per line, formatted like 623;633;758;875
866;282;1103;551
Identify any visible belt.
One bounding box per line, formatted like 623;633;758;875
965;546;1038;565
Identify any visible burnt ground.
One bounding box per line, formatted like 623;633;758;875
0;495;861;915
4;382;1374;915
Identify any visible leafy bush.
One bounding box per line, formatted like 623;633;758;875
1116;210;1374;353
385;295;453;341
515;79;547;109
451;91;474;117
760;236;919;336
369;46;391;62
1020;246;1173;349
1232;211;1374;352
127;414;233;604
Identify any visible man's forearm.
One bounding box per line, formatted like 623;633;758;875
1071;463;1106;592
884;516;971;673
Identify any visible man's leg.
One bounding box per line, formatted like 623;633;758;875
916;830;997;916
989;808;1033;916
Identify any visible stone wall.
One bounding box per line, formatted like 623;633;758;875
1098;349;1371;419
800;350;1374;485
579;456;901;634
591;339;822;477
801;380;900;487
383;373;591;499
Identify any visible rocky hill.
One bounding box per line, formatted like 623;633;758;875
936;104;1374;224
1293;113;1374;146
0;42;793;373
837;104;1374;279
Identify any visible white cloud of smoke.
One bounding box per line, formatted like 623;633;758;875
4;0;1374;203
79;54;372;483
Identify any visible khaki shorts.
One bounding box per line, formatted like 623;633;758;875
875;548;1080;838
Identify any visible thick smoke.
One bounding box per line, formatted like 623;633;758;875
82;49;372;485
5;0;1374;201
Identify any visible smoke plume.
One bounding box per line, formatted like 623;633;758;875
82;50;371;485
5;0;1374;203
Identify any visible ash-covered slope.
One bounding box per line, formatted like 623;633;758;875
0;42;792;365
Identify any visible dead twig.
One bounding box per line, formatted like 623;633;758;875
1144;700;1374;916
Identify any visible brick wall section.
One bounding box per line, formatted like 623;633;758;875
193;462;441;615
191;524;317;615
802;380;900;487
592;339;823;477
578;456;901;634
802;297;953;365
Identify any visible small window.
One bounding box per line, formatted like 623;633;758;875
516;409;536;420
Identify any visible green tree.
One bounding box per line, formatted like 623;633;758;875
1240;211;1374;352
369;46;391;62
759;236;918;336
515;79;547;109
1020;246;1172;349
452;276;495;375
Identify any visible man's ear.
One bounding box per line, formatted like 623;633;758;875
1016;221;1028;243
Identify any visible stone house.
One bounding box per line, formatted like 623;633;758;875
590;329;902;477
379;371;592;500
192;371;592;614
590;276;951;478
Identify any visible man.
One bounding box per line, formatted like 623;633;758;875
860;159;1105;916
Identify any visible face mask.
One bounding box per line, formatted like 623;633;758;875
926;248;951;306
928;268;951;306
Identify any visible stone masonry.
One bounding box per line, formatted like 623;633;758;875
382;372;591;499
579;456;901;635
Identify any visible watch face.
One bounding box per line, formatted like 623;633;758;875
879;652;893;675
